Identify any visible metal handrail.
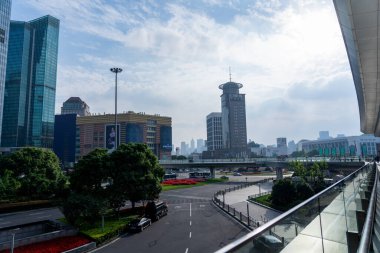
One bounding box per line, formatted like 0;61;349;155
357;162;378;253
215;162;371;253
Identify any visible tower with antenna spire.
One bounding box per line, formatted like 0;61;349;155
218;69;247;150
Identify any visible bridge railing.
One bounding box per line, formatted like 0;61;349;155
159;156;364;164
214;163;375;253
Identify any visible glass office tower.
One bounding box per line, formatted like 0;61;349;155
0;0;11;146
1;15;59;148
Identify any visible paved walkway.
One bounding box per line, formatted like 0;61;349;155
216;181;281;224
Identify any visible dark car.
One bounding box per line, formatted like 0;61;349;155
129;217;152;232
253;235;283;253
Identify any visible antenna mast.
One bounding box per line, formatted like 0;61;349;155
229;66;232;82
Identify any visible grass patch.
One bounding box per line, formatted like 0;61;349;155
59;214;138;245
253;194;272;207
80;215;138;240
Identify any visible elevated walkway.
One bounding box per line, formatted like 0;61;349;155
215;163;378;253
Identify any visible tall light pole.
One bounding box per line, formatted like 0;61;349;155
110;67;122;150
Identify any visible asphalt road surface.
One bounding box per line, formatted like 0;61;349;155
94;183;249;253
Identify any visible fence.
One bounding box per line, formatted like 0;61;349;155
212;178;273;230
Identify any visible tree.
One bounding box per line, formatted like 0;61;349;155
0;147;67;199
307;150;319;157
271;179;296;207
70;148;108;195
290;161;307;180
295;181;314;201
0;169;21;199
109;143;165;209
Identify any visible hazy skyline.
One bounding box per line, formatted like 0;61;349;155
11;0;361;147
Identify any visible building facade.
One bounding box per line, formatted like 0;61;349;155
75;112;172;160
276;137;287;156
302;134;380;157
219;81;247;149
0;0;11;146
1;15;59;148
206;112;222;151
53;114;77;168
61;97;90;116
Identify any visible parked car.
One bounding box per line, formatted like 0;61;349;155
129;217;152;232
233;172;242;176
253;235;283;253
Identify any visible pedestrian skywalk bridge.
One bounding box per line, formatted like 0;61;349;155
215;163;378;253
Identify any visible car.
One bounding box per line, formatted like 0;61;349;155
253;234;283;253
233;172;242;176
129;217;152;232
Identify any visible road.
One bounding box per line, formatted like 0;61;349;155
94;183;250;253
0;207;63;229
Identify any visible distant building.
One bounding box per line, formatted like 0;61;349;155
288;140;296;155
276;137;287;156
302;134;380;157
75;112;172;160
196;138;205;153
0;0;11;146
180;141;187;156
190;138;195;153
206;112;223;151
1;15;60;148
61;97;90;116
318;131;331;140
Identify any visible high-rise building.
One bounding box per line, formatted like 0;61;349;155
1;15;59;148
276;137;287;156
0;0;11;146
190;138;195;153
180;141;187;155
61;97;90;116
219;80;247;149
206;112;223;151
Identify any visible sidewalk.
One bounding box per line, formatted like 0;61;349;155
216;181;281;224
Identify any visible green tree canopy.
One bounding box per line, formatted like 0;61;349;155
108;143;164;209
70;148;108;195
271;179;296;207
0;147;67;199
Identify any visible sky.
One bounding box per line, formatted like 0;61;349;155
11;0;362;147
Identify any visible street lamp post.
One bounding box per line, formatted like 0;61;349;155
10;228;20;253
110;68;122;150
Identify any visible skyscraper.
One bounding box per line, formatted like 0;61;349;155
276;137;287;156
1;15;59;148
61;97;90;116
219;80;247;149
0;0;11;146
206;112;223;151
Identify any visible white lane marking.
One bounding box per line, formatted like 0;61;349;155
0;222;11;225
189;232;192;238
29;212;44;216
175;206;181;209
190;203;192;217
185;248;189;253
37;215;51;219
199;204;205;208
190;221;192;226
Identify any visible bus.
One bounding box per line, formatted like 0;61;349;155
163;173;177;180
189;171;211;179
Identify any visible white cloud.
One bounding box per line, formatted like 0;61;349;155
15;0;361;146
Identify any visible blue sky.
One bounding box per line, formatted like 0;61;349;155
11;0;361;147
